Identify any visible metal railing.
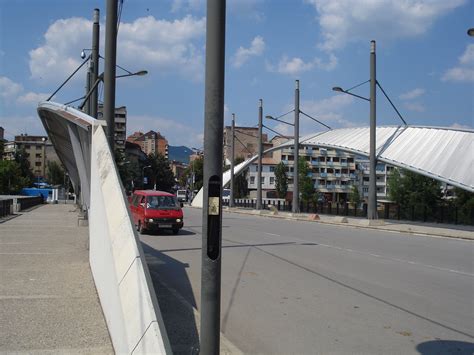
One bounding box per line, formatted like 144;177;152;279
0;199;13;218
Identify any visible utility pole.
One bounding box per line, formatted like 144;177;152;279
103;0;118;151
256;99;263;210
368;40;377;220
293;80;300;213
200;0;226;353
85;69;91;115
229;113;235;208
90;8;100;118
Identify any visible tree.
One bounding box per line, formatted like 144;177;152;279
388;168;442;218
274;162;288;199
0;160;31;194
147;153;175;192
453;187;474;224
298;157;315;203
180;157;204;191
349;185;361;205
233;156;248;198
14;147;34;186
46;161;65;186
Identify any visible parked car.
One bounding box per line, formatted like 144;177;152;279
129;190;184;234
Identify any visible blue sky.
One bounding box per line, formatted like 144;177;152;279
1;0;473;147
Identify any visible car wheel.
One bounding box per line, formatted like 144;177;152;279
172;228;179;235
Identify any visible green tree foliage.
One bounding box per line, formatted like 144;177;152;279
233;156;248;198
14;147;34;185
0;160;31;194
388;168;442;218
453;187;474;224
274;161;288;199
180;156;204;190
349;185;361;205
46;161;65;186
298;157;315;203
147;153;175;192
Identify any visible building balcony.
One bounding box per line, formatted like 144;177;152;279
319;172;327;178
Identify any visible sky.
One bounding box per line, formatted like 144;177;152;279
0;0;473;148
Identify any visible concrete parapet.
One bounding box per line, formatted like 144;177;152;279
89;125;170;354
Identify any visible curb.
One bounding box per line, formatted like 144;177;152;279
217;206;474;241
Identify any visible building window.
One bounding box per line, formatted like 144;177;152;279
261;177;265;184
36;153;41;158
250;176;255;184
270;166;275;172
36;145;42;150
270;177;275;185
35;162;42;166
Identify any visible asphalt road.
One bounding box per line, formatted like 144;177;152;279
141;207;474;354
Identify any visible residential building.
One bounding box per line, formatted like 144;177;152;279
170;160;188;182
127;130;168;159
98;105;127;152
248;157;279;197
223;126;269;162
355;159;395;202
3;134;60;178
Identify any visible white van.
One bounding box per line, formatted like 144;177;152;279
176;189;188;202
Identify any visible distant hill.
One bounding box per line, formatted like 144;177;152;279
168;145;193;164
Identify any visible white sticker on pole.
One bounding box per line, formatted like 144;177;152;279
209;197;220;215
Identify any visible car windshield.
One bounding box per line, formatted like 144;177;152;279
146;195;179;209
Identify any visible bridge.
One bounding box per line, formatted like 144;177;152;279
36;101;474;352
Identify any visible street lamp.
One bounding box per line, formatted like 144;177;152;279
332;40;406;220
266;80;331;214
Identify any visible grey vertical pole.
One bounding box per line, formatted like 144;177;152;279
90;8;100;119
256;99;263;210
368;40;377;220
229;113;235;208
200;0;226;353
85;69;91;115
293;80;300;213
103;0;118;152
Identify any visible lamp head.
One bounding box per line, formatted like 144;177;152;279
468;28;474;37
80;50;86;59
332;87;344;93
134;70;148;76
265;115;274;119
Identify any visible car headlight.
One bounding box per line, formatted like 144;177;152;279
147;218;154;222
176;219;182;223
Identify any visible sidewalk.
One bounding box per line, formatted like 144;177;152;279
224;207;474;240
0;204;113;353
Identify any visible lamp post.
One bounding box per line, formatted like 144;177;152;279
90;8;100;118
333;40;406;220
468;28;474;36
229;113;235;207
256;99;263;210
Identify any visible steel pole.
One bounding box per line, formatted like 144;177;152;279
293;80;300;213
256;99;263;210
90;8;100;118
85;68;91;115
200;0;226;353
229;113;235;208
103;0;118;152
368;40;377;220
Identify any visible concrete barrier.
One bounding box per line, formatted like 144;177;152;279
89;125;171;354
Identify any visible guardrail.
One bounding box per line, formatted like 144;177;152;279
18;196;44;211
0;199;13;217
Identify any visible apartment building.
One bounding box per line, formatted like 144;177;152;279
127;130;168;159
356;158;394;201
223;126;270;162
247;158;279;194
97;105;127;152
3;135;60;178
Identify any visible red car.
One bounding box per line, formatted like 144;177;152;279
129;190;184;234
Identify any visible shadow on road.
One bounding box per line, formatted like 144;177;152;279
416;340;474;354
142;242;200;354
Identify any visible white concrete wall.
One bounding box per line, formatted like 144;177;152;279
89;125;170;354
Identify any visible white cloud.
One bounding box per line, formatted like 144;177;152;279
305;0;467;52
399;88;425;100
128;114;203;147
29;15;206;84
17;92;50;105
231;36;265;68
267;53;338;76
442;44;474;82
299;95;356;127
450;122;472;130
0;76;49;107
403;102;425;112
0;76;23;99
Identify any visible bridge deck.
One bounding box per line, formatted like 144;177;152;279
0;204;113;353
